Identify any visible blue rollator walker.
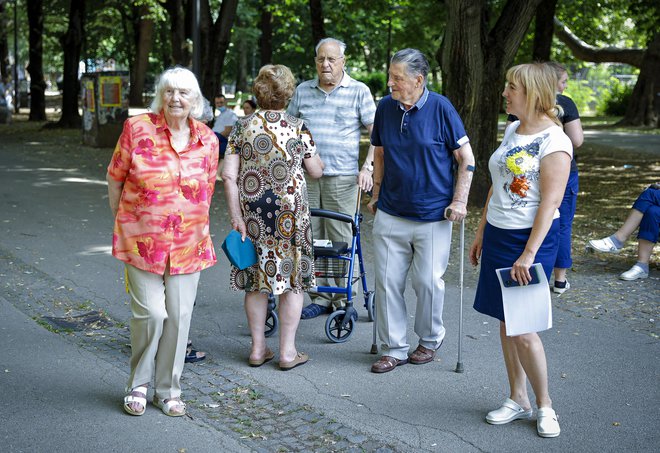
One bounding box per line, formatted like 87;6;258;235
264;189;374;343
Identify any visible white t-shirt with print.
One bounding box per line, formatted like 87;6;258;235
487;121;573;230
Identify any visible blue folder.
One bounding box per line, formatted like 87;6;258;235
221;230;258;270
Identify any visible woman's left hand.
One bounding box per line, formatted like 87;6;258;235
231;217;247;241
511;250;535;285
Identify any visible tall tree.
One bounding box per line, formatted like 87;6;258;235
27;0;46;120
198;0;239;100
440;0;544;205
309;0;325;46
259;0;273;66
0;1;9;81
163;0;190;67
55;0;85;128
532;0;558;62
554;18;657;127
128;3;155;106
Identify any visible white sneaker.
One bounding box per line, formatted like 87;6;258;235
586;236;621;253
537;407;560;438
619;265;649;281
552;280;570;294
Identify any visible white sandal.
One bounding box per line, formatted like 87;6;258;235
123;386;148;416
537;407;561;438
153;396;186;417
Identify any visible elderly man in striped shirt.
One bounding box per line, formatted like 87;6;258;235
287;37;377;319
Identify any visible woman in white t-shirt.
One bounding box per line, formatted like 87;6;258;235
469;63;572;438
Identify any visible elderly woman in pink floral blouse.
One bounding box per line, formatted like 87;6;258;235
107;67;218;417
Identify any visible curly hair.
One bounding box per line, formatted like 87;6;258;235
252;65;296;110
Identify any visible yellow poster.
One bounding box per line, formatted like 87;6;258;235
99;76;122;107
84;80;95;112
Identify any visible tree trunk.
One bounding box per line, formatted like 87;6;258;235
553;18;657;127
620;33;660;127
309;0;325;47
27;0;46;120
235;17;248;94
0;2;9;81
440;0;543;206
532;0;557;62
55;0;85;128
129;5;154;107
259;1;273;66
164;0;190;67
199;0;239;102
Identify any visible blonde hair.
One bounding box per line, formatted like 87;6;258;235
252;65;296;110
150;67;204;118
506;63;563;126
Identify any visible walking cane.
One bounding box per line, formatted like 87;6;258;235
446;208;465;373
455;216;465;373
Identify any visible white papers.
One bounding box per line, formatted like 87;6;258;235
496;263;552;336
314;239;332;247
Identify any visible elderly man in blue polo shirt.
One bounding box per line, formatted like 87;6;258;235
368;48;475;373
288;37;377;319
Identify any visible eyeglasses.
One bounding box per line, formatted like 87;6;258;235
315;56;343;65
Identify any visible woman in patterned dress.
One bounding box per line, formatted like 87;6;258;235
223;65;324;370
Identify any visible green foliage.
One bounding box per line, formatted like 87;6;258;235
352;71;387;97
563;80;595;114
596;77;634;116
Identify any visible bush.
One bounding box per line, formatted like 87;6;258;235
596;77;634;116
353;71;387;97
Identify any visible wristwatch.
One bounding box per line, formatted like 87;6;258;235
363;161;374;172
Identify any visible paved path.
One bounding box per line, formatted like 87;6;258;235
0;123;658;452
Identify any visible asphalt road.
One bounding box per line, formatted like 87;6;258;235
0;123;658;452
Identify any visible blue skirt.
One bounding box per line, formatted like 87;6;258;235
473;220;559;322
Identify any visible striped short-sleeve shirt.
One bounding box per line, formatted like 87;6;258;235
287;72;376;176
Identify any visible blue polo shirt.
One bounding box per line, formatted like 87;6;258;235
371;89;469;221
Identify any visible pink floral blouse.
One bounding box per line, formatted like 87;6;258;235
107;112;219;275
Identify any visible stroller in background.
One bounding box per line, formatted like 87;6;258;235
265;189;374;343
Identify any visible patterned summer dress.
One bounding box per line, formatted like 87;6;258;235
226;110;317;294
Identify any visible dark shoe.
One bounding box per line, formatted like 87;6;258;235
370;355;408;373
185;341;206;363
248;348;274;367
409;343;441;365
301;303;332;319
279;352;309;371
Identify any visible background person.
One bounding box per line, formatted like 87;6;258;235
107;67;219;417
586;184;659;280
223;64;324;370
241;99;257;117
507;61;583;294
212;94;238;169
287;37;377;319
470;63;572;438
368;48;475;374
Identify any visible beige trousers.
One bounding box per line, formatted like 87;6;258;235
125;264;200;400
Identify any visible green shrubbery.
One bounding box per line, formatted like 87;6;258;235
353;71;387;97
596;77;634;116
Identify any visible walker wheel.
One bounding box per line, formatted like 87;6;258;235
366;292;375;322
325;310;354;343
265;309;278;337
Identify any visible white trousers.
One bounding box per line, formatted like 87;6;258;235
125;264;200;400
373;210;452;360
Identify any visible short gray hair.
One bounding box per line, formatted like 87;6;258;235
391;48;430;82
150;67;204;119
315;38;346;57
